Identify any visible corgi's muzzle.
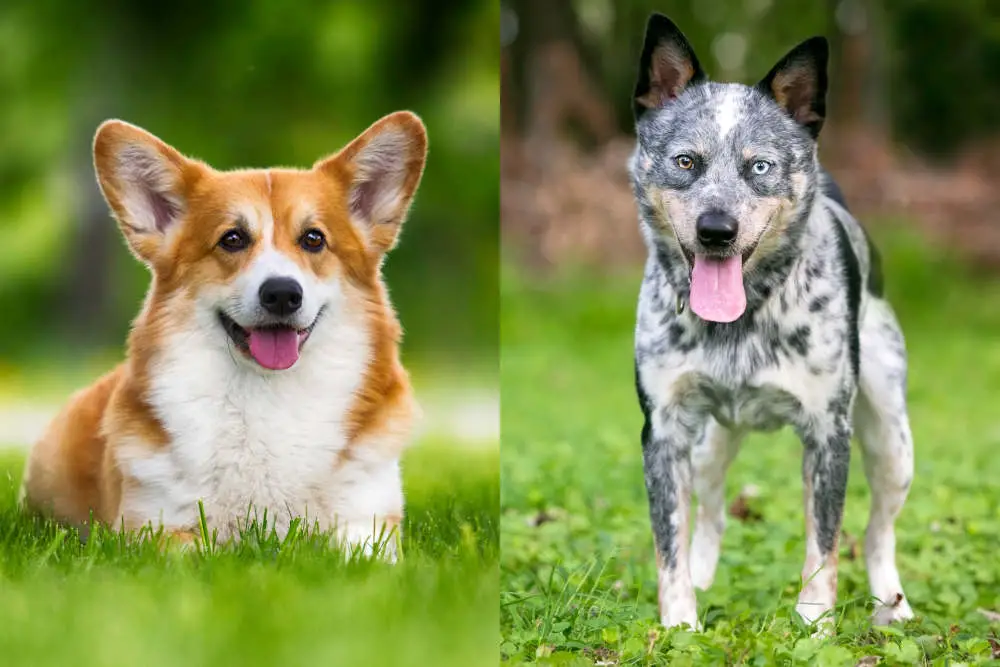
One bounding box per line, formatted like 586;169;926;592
218;302;326;371
259;277;303;317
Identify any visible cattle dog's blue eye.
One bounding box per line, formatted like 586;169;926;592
751;160;772;175
675;155;694;170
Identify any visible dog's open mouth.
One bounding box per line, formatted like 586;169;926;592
682;244;758;324
218;309;324;371
681;245;758;271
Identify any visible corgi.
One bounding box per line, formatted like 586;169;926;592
20;111;428;558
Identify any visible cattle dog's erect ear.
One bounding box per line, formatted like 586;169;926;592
756;37;829;139
633;13;706;120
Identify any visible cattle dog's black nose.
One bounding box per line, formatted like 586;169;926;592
259;277;303;316
696;211;739;248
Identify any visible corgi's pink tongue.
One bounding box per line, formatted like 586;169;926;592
248;328;300;370
690;254;746;323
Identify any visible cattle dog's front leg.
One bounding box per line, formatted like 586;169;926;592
795;405;853;631
690;420;742;590
639;382;704;630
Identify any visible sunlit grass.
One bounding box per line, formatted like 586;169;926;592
0;440;499;667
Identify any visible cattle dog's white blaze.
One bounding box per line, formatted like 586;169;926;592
714;86;742;139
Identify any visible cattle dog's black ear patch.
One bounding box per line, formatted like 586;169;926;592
756;37;829;139
633;13;706;121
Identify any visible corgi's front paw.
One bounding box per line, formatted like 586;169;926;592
157;528;201;555
338;516;402;563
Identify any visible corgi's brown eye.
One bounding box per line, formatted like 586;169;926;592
675;155;694;170
218;229;250;252
300;229;326;253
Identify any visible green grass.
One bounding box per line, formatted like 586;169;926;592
500;225;1000;665
0;440;498;667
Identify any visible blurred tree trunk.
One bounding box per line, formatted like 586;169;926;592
509;0;615;168
501;41;514;138
501;3;518;143
828;0;861;133
825;0;893;198
829;0;889;134
59;45;122;347
861;0;889;134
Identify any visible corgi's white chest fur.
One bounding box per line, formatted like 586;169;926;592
116;310;390;539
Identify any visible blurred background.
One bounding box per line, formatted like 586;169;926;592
0;0;499;446
501;0;1000;268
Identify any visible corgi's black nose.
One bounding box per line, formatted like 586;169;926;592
696;211;738;248
259;277;303;316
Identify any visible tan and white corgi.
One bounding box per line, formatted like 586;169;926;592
20;111;428;558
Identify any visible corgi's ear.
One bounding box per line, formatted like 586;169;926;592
756;37;829;139
633;13;706;120
316;111;427;255
92;120;201;263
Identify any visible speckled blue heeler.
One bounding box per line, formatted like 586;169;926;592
629;13;914;631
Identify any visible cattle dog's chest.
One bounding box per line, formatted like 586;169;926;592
640;342;813;433
635;267;853;433
670;367;805;433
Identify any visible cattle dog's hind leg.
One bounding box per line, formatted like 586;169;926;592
854;298;915;624
690;420;742;590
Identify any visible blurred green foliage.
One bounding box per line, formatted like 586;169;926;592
0;0;498;367
886;0;1000;156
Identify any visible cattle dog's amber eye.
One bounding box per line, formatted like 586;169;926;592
218;228;250;252
299;229;326;253
675;155;694;170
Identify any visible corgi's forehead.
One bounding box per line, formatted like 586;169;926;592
193;168;343;236
192;169;272;231
268;168;342;225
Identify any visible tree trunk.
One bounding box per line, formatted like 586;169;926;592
825;0;893;206
58;44;123;347
509;0;615;167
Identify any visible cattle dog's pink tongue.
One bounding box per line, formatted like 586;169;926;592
690;254;746;323
248;328;300;370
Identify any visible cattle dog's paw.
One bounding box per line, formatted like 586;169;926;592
872;593;914;626
660;601;702;632
796;599;837;637
661;615;703;633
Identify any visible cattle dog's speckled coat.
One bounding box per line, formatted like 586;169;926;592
629;14;914;631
